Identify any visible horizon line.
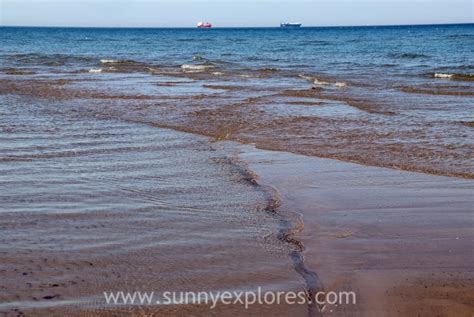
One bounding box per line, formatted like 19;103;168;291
1;22;473;29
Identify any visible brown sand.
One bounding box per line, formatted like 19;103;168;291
235;143;474;316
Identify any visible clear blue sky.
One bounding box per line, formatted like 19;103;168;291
1;0;473;27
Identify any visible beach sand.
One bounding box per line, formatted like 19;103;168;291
236;143;474;316
1;128;472;316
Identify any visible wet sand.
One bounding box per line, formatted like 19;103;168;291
2;132;472;316
236;143;474;316
0;95;309;316
1;78;473;316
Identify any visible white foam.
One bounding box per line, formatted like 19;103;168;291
334;82;347;88
88;68;102;73
100;59;117;64
181;64;214;72
298;74;314;81
313;78;331;86
434;73;454;79
314;78;347;88
300;74;346;88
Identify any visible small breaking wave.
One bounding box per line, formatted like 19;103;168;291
100;59;138;65
314;79;347;88
433;73;454;79
181;63;215;73
88;68;103;73
431;73;474;81
299;74;347;88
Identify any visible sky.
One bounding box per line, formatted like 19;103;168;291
1;0;473;27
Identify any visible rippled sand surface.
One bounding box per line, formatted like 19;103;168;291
0;95;312;316
238;143;474;316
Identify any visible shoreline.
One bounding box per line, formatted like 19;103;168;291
231;141;474;316
0;118;472;315
0;121;309;317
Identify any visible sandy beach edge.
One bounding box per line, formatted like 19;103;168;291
228;141;474;316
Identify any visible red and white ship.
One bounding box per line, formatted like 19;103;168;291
197;22;212;29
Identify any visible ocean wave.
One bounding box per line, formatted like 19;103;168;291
100;59;138;65
433;73;454;79
314;79;347;88
181;64;215;72
299;74;347;88
146;67;160;73
431;73;474;81
96;59;164;74
298;74;314;81
88;68;103;73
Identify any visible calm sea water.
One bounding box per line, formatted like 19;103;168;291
1;24;473;75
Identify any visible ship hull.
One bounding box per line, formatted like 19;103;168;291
197;22;212;28
280;23;302;28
